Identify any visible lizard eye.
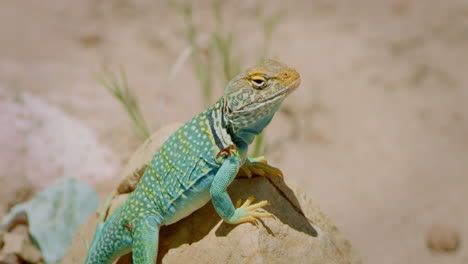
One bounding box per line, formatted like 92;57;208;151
250;76;267;89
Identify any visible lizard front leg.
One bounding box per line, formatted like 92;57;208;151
237;156;283;179
210;154;272;224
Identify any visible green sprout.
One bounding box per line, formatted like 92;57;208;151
98;67;150;141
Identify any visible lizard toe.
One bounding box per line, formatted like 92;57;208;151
228;197;272;224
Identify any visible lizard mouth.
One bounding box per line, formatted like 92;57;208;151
265;77;301;101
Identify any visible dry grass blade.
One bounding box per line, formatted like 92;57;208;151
97;67;150;141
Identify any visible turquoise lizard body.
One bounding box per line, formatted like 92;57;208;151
85;59;301;264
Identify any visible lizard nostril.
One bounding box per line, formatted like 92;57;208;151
282;72;289;78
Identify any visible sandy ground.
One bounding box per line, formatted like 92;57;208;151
1;0;467;263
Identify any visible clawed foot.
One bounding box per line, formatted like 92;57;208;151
227;196;273;225
238;156;283;179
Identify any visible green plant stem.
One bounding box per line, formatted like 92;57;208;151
98;67;150;140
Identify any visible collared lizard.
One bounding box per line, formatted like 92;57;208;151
84;59;301;264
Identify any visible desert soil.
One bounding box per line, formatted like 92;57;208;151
1;0;467;263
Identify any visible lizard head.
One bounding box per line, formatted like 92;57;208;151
223;59;301;143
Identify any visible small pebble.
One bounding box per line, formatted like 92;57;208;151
426;224;461;253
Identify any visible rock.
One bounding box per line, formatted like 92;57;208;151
9;224;29;238
1;232;42;263
154;176;361;264
0;91;120;190
0;231;4;249
0;253;21;264
0;223;33;264
426;224;461;253
63;124;362;264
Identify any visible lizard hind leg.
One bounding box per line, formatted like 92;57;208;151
85;206;133;264
131;215;161;264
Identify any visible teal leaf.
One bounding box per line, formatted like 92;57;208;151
1;176;99;264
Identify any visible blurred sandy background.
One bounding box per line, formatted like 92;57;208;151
1;0;467;263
